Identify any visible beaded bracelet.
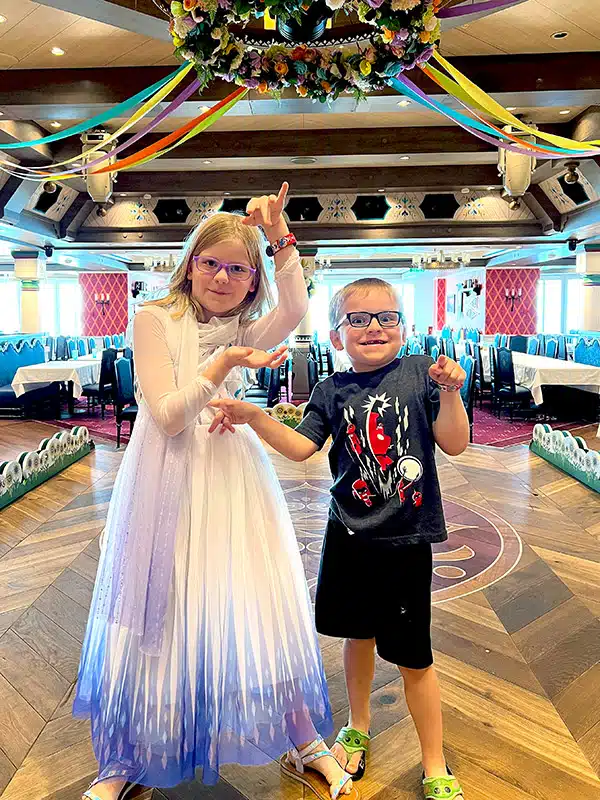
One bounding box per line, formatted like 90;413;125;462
433;382;461;392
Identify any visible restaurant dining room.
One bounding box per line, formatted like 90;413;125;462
1;0;600;798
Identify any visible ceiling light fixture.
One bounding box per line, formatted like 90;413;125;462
397;99;411;107
143;193;152;200
552;31;568;39
224;191;231;195
291;156;317;164
506;106;517;112
378;188;385;193
559;109;571;115
487;186;495;191
51;46;65;56
200;105;210;113
399;155;410;161
0;15;7;23
50;120;61;129
203;159;212;164
461;187;471;194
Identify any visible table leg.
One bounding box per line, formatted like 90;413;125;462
68;381;75;416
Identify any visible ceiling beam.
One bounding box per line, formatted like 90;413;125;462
525;185;563;234
75;221;543;244
1;53;599;120
36;0;170;40
115;164;500;194
0;177;23;219
54;126;500;162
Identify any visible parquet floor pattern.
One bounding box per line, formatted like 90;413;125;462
0;419;599;799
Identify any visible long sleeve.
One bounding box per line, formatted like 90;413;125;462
134;309;217;437
239;249;308;350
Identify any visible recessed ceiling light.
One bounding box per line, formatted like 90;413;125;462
200;106;210;114
397;100;411;107
203;160;212;165
487;186;495;191
143;193;152;200
0;111;4;117
291;156;317;165
559;109;571;115
0;15;7;23
399;155;410;161
50;120;61;129
51;46;65;56
224;191;231;195
552;31;568;39
506;106;517;112
120;193;127;197
378;188;385;193
461;187;471;194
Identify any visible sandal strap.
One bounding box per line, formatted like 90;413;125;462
302;750;333;766
82;794;102;800
423;774;463;799
296;736;325;760
335;726;371;757
331;771;353;800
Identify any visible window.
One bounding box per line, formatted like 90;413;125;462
537;279;562;334
0;277;20;333
566;278;582;333
38;278;82;336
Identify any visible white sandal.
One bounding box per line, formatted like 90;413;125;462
280;736;361;800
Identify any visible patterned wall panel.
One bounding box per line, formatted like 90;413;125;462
385;193;426;223
435;277;446;331
83;199;159;228
79;273;129;336
26;183;78;221
188;197;224;225
317;195;357;223
485;268;540;336
454;192;536;221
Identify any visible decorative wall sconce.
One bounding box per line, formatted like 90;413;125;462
95;292;111;316
505;287;522;311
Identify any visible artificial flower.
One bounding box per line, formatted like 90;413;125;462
257;81;269;93
424;14;438;31
184;0;198;8
321;80;332;92
382;28;394;43
171;1;186;16
393;27;409;42
359;59;371;76
366;0;385;7
296;84;308;96
364;46;376;62
325;0;346;9
419;29;431;42
275;61;289;75
244;77;260;87
291;46;307;59
172;34;185;46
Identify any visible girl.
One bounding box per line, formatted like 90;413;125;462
76;184;359;800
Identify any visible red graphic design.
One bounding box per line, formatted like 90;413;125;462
412;491;423;507
352;479;374;507
366;411;393;471
396;456;423;504
346;423;362;455
485;268;539;335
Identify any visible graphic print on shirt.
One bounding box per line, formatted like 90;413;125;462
343;392;423;509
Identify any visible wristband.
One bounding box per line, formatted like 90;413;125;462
433;381;461;392
266;233;297;258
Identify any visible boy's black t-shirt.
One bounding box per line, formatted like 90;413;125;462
296;356;448;546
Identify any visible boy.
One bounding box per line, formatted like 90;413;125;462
210;278;468;800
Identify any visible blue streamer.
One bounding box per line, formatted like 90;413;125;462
0;64;189;150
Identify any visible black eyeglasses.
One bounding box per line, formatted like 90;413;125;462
335;311;404;330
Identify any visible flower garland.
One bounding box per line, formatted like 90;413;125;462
170;0;441;101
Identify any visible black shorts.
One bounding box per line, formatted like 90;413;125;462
315;515;434;669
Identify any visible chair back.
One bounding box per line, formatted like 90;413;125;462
123;347;133;360
67;339;78;359
431;345;440;362
442;338;456;361
574;337;600;366
112;334;120;348
267;365;282;407
459;354;476;414
307;358;319;393
114;356;135;406
509;335;527;353
77;338;87;357
88;338;97;355
425;335;439;356
409;342;424;356
46;336;55;361
441;326;452;340
99;348;118;393
544;338;558;359
493;334;501;347
464;340;474;357
326;348;334;375
398;345;406;358
527;337;539;356
557;336;567;360
466;328;480;343
500;334;508;348
103;335;112;348
495;346;517;391
56;336;68;360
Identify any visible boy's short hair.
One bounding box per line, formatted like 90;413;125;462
329;278;403;330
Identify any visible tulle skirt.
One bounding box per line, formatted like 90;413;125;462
74;424;332;787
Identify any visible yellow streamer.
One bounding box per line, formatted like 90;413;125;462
432;50;600;150
4;62;194;176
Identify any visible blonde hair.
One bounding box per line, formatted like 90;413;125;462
329;278;403;329
145;212;274;322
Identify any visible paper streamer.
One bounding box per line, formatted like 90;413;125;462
438;0;523;18
0;64;190;151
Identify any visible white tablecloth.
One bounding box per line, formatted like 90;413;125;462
512;353;600;406
12;358;101;399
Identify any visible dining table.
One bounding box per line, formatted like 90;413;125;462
12;357;102;414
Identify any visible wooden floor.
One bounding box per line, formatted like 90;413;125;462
1;419;600;799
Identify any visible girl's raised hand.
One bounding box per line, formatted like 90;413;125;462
243;182;289;232
226;344;288;371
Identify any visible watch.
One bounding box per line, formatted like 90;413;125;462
266;233;297;258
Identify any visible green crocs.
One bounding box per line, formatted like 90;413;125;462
422;768;464;799
334;727;370;781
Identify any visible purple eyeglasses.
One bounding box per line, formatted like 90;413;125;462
192;255;256;282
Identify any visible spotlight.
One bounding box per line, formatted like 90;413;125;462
51;46;65;56
508;198;521;211
568;239;578;252
96;206;108;217
43;181;58;194
564;160;580;185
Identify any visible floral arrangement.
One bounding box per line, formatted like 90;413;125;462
170;0;442;101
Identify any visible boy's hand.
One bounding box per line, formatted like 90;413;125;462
224;344;288;371
208;398;261;435
429;355;465;391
